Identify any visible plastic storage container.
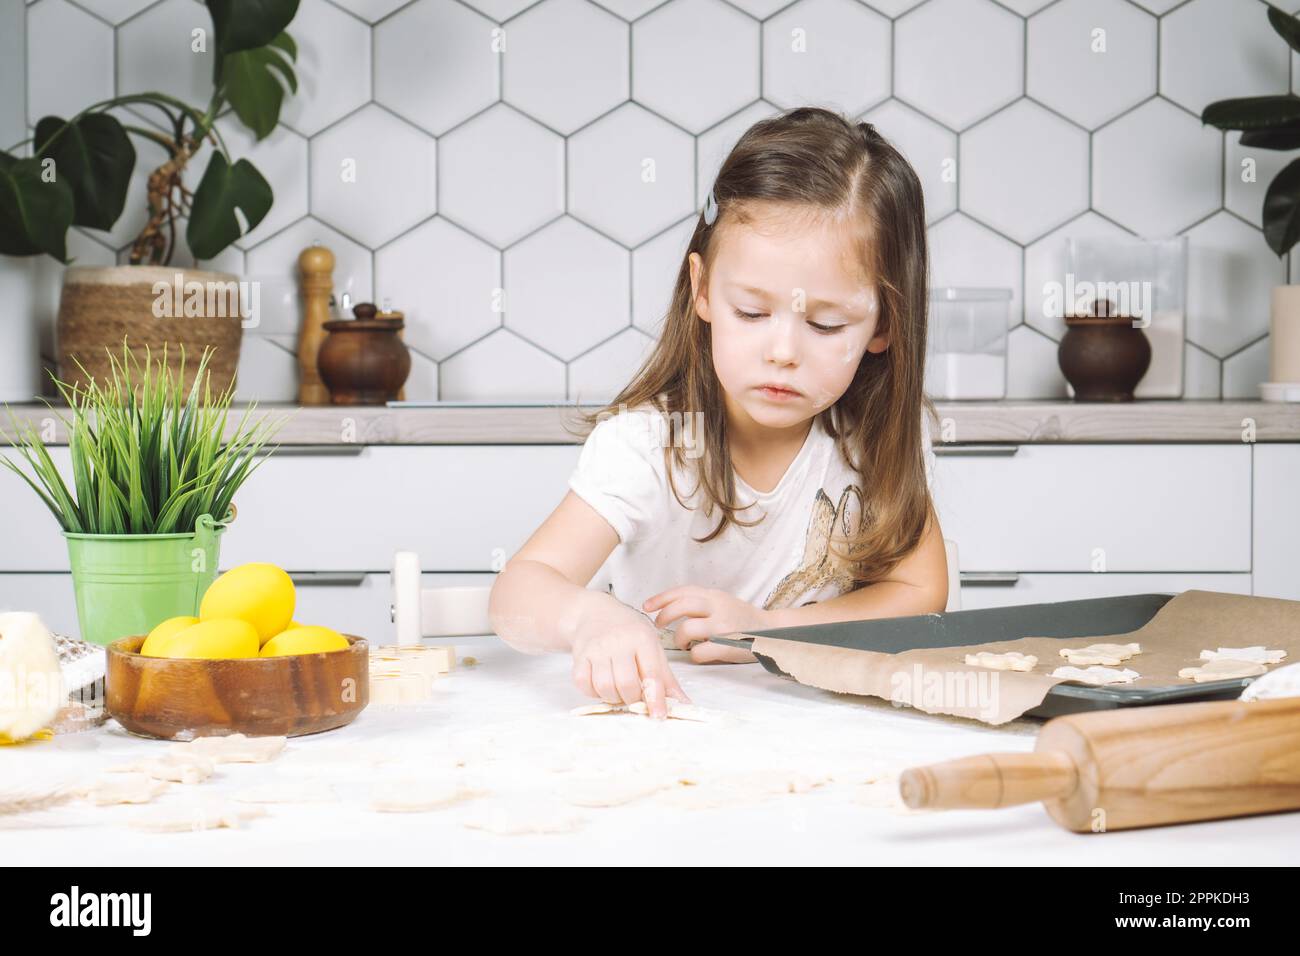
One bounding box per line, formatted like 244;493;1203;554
926;288;1011;400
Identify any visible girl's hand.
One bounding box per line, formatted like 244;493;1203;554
570;604;691;719
642;586;765;664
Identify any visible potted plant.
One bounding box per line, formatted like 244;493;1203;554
1203;5;1300;392
1;343;291;646
0;0;302;400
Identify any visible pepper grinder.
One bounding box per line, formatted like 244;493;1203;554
298;244;335;405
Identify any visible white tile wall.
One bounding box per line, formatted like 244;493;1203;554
8;0;1294;404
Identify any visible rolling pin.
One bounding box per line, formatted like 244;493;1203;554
899;696;1300;832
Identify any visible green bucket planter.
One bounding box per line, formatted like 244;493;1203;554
63;511;231;647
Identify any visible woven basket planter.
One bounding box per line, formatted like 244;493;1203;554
55;265;244;398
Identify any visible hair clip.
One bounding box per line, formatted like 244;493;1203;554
703;188;718;226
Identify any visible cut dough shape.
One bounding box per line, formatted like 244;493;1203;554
964;651;1037;671
170;733;286;764
79;773;169;805
1198;646;1286;665
1178;658;1268;682
127;800;267;833
233;781;337;804
368;778;483;812
1050;665;1140;685
555;773;672;807
462;800;586;835
569;699;728;722
109;753;215;784
1058;642;1141;666
569;701;622;716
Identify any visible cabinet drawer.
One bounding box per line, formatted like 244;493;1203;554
933;445;1251;572
956;572;1252;611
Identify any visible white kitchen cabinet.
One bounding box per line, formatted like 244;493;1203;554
1253;444;1300;600
0;570;495;644
956;572;1253;611
932;444;1251;572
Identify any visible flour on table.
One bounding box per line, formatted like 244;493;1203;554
1050;665;1140;685
127;800;267;832
109;752;215;784
462;799;586;835
554;772;674;807
1058;643;1141;666
234;781;337;804
170;733;286;763
368;777;483;812
964;651;1037;671
1178;658;1268;682
1198;646;1286;665
79;773;169;805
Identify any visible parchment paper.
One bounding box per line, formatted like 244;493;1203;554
748;590;1300;726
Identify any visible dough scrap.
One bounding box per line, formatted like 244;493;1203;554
964;651;1037;671
1050;665;1140;685
368;777;483;812
1178;658;1268;682
233;781;337;804
170;733;286;764
1198;646;1286;665
127;800;267;832
79;773;169;805
554;773;673;807
569;699;728;722
1059;642;1141;666
109;752;215;784
462;800;586;835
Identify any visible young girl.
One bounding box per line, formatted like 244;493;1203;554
489;107;947;719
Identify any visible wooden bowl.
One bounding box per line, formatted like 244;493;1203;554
105;634;370;740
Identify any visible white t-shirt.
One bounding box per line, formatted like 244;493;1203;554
567;405;937;615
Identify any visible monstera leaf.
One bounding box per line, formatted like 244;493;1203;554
221;31;298;140
186;151;272;260
0;153;74;260
206;0;299;54
33;113;135;230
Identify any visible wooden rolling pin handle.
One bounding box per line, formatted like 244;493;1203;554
899;751;1079;810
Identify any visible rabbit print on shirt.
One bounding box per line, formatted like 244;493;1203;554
763;483;866;611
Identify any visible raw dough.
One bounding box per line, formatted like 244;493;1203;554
1178;658;1268;682
964;651;1037;671
368;777;483;812
462;800;586;835
1241;661;1300;700
233;781;337;804
1050;665;1140;685
1058;642;1141;666
1198;646;1286;665
170;733;286;763
127;800;267;832
79;773;169;805
568;700;727;722
109;753;215;784
554;773;673;807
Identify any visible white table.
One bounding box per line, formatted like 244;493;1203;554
7;636;1296;865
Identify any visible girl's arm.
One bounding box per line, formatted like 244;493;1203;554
766;504;950;629
488;490;622;653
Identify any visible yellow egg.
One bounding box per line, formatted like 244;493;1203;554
140;615;200;657
199;563;295;644
159;619;260;660
260;625;350;657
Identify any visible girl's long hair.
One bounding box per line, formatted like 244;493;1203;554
570;106;937;588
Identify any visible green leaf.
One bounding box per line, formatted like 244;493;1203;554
1203;96;1300;132
1269;6;1300;56
0;154;74;260
33;113;136;230
186;150;272;260
206;0;299;54
221;36;297;140
1264;157;1300;256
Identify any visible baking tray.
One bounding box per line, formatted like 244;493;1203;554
712;593;1255;718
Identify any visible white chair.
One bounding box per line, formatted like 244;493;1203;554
391;538;962;642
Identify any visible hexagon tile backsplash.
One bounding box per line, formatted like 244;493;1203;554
4;0;1294;403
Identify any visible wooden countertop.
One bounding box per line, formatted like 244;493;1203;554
2;400;1298;445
